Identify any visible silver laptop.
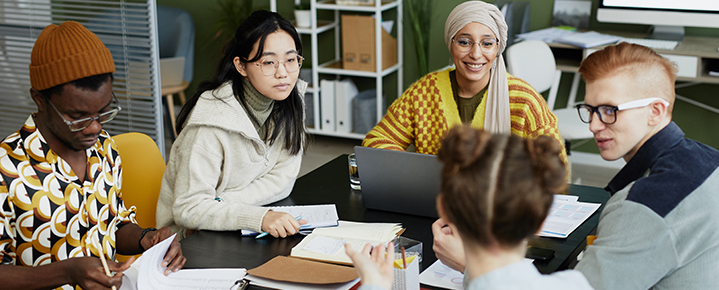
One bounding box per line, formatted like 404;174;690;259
160;56;185;87
354;146;442;218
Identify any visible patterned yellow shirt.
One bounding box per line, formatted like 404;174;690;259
363;69;567;164
0;115;135;289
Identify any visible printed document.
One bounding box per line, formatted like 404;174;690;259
539;198;601;238
126;234;246;290
419;259;534;289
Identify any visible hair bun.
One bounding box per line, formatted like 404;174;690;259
438;125;492;171
525;136;567;193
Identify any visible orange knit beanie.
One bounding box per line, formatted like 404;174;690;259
29;21;115;91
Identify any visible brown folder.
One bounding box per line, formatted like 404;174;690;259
247;255;358;284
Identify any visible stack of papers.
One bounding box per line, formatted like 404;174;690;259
121;234;247;290
516;27;576;43
539;195;601;238
516;27;622;48
555;31;622;48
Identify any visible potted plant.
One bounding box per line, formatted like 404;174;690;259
405;0;433;77
213;0;253;44
294;0;311;28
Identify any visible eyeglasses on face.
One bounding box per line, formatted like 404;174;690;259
452;37;499;54
253;54;304;76
575;97;669;125
48;93;122;132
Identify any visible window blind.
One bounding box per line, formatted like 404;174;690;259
0;0;165;157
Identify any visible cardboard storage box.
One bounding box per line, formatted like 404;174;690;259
341;14;397;72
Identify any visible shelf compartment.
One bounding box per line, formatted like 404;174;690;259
315;0;398;12
316;60;400;77
308;128;366;140
293;20;336;34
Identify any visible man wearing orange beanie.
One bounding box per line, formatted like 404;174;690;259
0;21;185;289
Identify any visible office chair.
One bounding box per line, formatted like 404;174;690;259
506;40;593;145
157;5;195;137
113;132;166;261
506;40;594;183
495;1;531;53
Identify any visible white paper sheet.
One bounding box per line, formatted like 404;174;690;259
136;234;246;290
539;200;601;238
554;194;579;203
418;260;463;290
516;27;576;43
419;259;534;289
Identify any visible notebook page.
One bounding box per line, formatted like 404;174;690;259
271;204;339;228
312;221;402;241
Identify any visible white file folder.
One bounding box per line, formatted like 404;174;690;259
320;79;336;132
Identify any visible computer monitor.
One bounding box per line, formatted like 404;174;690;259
597;0;719;40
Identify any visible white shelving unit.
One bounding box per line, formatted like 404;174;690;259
271;0;403;140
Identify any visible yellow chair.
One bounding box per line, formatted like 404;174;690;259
113;132;166;261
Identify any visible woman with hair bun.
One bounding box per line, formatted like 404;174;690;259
346;125;593;290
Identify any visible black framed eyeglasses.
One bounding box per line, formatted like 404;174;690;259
575;97;669;125
253;54;304;76
452;37;499;53
48;93;122;132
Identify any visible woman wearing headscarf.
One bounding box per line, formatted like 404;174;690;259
362;0;565;163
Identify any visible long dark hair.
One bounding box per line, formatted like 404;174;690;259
175;10;306;155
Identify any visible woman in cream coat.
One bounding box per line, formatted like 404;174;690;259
157;10;308;239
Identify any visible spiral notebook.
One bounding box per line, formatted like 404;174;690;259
241;204;339;236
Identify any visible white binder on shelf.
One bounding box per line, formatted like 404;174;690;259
334;79;358;134
320;79;336;132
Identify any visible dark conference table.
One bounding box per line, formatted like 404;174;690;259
180;154;610;282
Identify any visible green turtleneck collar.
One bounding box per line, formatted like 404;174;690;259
239;78;274;139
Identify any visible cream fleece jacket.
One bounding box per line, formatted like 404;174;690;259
156;80;306;238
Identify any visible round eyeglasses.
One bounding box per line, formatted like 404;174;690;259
48;93;122;132
575;97;669;125
253;54;304;76
452;37;499;54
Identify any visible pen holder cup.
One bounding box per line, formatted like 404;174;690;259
392;237;422;290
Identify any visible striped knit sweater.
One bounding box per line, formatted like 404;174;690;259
363;68;567;163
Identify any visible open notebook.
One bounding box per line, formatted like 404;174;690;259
290;221;403;265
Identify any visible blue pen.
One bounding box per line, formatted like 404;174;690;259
256;215;303;239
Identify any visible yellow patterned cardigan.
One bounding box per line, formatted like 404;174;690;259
363;68;567;164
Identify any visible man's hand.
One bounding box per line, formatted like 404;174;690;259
345;242;395;290
260;210;307;238
432;218;466;273
66;256;133;290
141;227;186;275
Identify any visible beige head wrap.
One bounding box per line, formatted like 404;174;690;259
444;1;510;134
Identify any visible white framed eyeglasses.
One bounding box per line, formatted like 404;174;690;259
576;97;669;124
253;54;304;76
48;93;122;132
452;37;499;54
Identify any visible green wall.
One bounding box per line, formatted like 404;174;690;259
158;0;719;151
